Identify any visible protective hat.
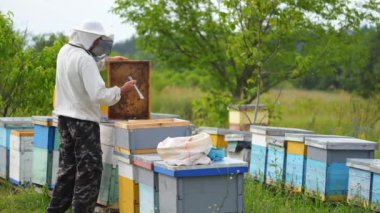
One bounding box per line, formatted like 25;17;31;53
73;20;108;36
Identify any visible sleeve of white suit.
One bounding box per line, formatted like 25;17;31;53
80;57;121;106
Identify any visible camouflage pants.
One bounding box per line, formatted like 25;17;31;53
46;116;103;213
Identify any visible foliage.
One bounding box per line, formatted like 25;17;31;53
0;12;27;116
192;90;232;127
0;11;67;117
112;0;379;103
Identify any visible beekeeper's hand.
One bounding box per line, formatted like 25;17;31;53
120;80;136;95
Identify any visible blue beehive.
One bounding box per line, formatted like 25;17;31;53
346;158;378;207
154;157;248;213
304;137;378;201
0;117;32;179
249;125;312;183
133;154;162;213
284;133;348;192
32;116;55;151
265;136;287;185
371;161;380;211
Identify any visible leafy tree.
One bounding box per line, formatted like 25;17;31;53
112;0;379;101
0;12;67;116
0;12;26;116
112;0;379;125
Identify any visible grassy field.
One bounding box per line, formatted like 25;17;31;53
0;87;379;212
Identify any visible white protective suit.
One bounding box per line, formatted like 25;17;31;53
53;27;121;122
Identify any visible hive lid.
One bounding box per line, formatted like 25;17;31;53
284;133;349;143
153;157;248;177
266;136;286;147
250;125;313;136
225;132;252;142
10;129;34;137
346;158;377;171
370;161;380;173
197;127;235;135
228;104;267;111
305;137;378;150
0;117;32;128
133;154;162;170
114;118;190;129
32;116;54;126
151;113;180;119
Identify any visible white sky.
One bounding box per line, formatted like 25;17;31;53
0;0;135;42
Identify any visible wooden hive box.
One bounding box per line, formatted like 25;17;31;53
284;133;348;192
133;154;162;213
249;125;312;183
154;158;248;213
117;159;139;213
114;118;192;155
346;158;377;207
9;130;34;186
304;137;378;201
228;104;269;131
197;127;236;149
103;59;151;120
370;161;380;211
224;132;252;165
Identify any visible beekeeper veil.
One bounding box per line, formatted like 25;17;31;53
69;20;114;66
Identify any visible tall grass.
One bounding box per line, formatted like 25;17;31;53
244;177;371;213
0;179;50;212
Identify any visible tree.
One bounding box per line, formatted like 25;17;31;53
0;12;27;116
0;11;67;116
112;0;379;102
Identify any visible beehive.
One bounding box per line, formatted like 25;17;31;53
224;132;252;164
154;158;248;213
31;116;56;187
102;59;151;120
97;143;119;206
284;133;348;192
9;130;34;186
304;137;378;201
32;116;55;151
228;104;269;131
32;146;53;186
118;157;139;213
249;125;312;183
133;154;162;213
197;127;235;148
0;117;32;179
346;158;378;207
370;161;380;211
265;136;287;185
114;119;192;154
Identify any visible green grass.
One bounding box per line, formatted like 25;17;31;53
0;179;50;212
244;177;372;213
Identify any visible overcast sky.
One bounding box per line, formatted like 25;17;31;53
0;0;135;42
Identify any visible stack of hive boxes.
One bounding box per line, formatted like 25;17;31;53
154;158;248;212
249;125;312;183
31;116;58;188
0;117;33;180
114;118;192;213
97;122;119;207
304;137;378;201
9;129;34;185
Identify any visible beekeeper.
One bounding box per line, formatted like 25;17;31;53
47;20;135;213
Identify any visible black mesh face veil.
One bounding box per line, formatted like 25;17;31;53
90;36;113;57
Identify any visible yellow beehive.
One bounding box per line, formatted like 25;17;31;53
118;159;139;213
228;104;269;131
